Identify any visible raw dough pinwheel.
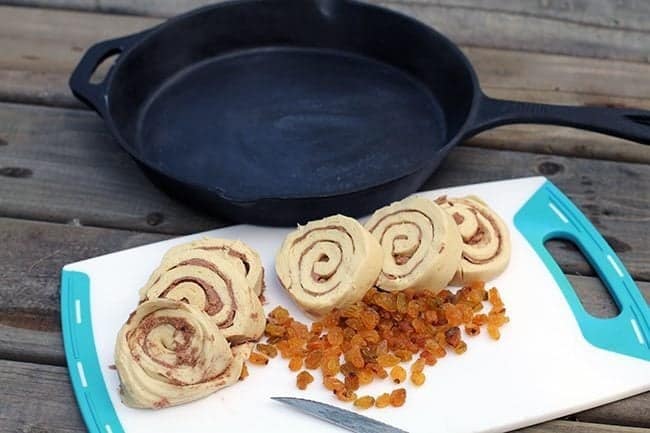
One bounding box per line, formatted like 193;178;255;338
142;238;265;298
115;299;248;409
436;195;511;284
275;214;382;317
365;196;463;292
140;247;264;343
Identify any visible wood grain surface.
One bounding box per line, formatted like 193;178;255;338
2;0;650;62
0;1;649;432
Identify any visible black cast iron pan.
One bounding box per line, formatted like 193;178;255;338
70;0;650;226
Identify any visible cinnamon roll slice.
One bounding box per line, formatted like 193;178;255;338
365;196;463;292
115;299;243;409
436;195;511;284
140;251;264;343
143;238;265;298
275;215;382;317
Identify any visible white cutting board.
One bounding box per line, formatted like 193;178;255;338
61;176;650;433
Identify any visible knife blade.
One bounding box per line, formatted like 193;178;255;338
271;397;409;433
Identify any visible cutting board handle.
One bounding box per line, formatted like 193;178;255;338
514;181;650;361
61;270;124;433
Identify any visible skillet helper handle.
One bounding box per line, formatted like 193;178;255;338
69;32;147;117
514;181;650;361
467;94;650;145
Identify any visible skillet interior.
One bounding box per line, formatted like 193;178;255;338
107;0;476;202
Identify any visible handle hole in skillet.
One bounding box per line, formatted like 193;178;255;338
544;239;621;318
89;52;120;84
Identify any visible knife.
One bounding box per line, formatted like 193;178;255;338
271;397;409;433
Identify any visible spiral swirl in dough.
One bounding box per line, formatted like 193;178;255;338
436;195;511;285
140;250;264;343
275;215;382;317
365;196;463;292
145;238;265;298
115;299;248;409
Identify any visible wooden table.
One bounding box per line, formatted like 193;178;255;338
0;1;649;432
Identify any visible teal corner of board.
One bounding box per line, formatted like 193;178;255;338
61;270;125;433
514;180;650;361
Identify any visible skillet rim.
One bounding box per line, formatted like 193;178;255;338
99;0;483;204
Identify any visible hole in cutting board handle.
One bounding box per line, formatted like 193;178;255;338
544;239;621;319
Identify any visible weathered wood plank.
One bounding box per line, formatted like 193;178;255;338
1;6;649;163
0;360;86;433
521;420;650;433
0;359;648;432
0;217;168;365
2;0;650;62
1;102;648;278
576;395;650;430
0;213;648;366
0;323;63;365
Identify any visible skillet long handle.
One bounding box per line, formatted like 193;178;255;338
69;30;149;117
465;94;650;145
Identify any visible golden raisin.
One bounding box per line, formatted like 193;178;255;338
411;371;425;386
367;362;388;379
288;357;303;372
411;358;425;373
310;321;324;335
321;356;340;376
420;351;437;366
396;292;408;314
326;327;344;346
389;388;406;407
344;345;365;369
390;366;407;384
487;325;501;340
344;372;360;391
377;354;400;367
357;368;374;385
465;324;480;336
445;327;461;348
354;396;375;409
454;341;468;355
394;349;412;362
249;352;269;366
360;309;380;330
323;376;345;392
239;363;249;381
334;389;357;402
256;343;278;358
296;371;314;390
375;393;391;408
265;323;286;337
472;314;488;326
341;304;363;318
269;306;291;324
359;329;381;344
340;362;357;376
304;350;323;369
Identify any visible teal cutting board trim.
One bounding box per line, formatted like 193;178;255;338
514;181;650;361
60;179;649;433
61;270;125;433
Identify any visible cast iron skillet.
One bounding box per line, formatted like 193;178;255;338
70;0;650;226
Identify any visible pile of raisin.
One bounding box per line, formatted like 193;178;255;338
244;281;508;409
